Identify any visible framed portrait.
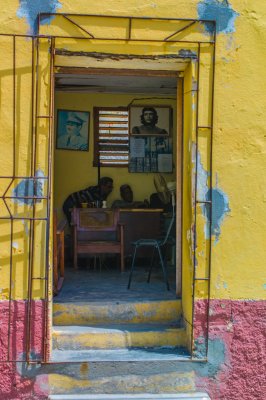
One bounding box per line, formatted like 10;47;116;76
56;109;90;151
129;105;172;136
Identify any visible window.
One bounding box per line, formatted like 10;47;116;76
93;107;129;167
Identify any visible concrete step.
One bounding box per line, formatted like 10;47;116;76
51;348;190;362
53;300;181;326
52;324;186;350
47;362;195;395
49;394;211;399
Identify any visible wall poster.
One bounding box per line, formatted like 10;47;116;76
129;136;173;173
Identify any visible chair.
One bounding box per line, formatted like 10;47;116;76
71;208;124;272
127;209;176;290
53;210;67;295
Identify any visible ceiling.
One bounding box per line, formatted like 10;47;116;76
55;73;178;95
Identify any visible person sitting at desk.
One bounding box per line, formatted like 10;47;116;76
112;184;149;209
63;177;113;224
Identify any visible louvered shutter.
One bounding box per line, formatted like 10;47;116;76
94;107;129;167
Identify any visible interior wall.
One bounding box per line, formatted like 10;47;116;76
54;91;177;220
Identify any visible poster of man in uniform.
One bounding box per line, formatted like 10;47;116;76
56;110;90;151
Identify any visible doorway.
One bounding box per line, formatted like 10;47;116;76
53;68;182;303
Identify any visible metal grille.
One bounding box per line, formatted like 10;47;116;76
0;34;54;363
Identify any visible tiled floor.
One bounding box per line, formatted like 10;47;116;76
54;262;177;304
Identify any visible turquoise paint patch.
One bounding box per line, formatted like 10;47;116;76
12;170;45;206
204;188;230;241
198;0;239;34
17;0;62;34
263;284;266;290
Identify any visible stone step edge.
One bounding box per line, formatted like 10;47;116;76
52;324;184;332
48;393;210;400
51;348;190;362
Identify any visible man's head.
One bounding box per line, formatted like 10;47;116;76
140;107;158;127
66;112;84;136
99;177;113;197
120;184;133;203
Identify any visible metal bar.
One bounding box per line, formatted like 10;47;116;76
180;78;184;300
7;37;17;362
31;37;35;177
128;17;132;40
0;217;48;221
0;176;48;179
26;36;40;363
164;21;196;41
37;13;41;38
32;277;47;280
3;196;48;200
39;12;216;24
196;200;212;204
0;31;214;44
194;277;210;281
191;42;201;356
13;36;16;177
62;15;95;38
205;26;216;357
7;218;13;362
36;115;53;118
43;36;55;362
53;35;215;44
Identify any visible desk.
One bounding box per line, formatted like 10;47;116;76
119;209;163;257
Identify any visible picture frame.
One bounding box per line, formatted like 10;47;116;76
129;105;172;136
56;109;90;151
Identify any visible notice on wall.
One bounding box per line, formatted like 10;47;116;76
158;154;173;173
130;138;145;158
129;137;173;173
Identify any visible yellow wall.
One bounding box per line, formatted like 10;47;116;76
54;92;177;220
0;0;265;304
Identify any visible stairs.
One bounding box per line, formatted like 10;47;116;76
50;299;209;398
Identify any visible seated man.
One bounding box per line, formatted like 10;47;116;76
63;177;113;224
112;184;149;209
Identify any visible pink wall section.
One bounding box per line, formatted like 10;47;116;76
0;299;265;399
0;300;47;400
194;299;266;400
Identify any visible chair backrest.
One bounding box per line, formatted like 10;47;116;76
72;208;120;241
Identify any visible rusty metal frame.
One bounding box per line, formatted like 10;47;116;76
0;13;215;363
0;33;53;363
38;13;215;44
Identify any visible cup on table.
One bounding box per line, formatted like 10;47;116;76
81;202;88;208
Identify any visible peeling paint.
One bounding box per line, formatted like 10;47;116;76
178;49;197;58
12;170;45;206
197;0;239;34
12;241;19;250
195;149;230;241
204;187;230;241
17;0;62;34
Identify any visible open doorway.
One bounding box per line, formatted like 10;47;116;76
53;68;182;305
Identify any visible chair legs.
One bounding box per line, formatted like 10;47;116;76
147;247;156;283
128;244;170;291
127;245;138;289
157;246;170;291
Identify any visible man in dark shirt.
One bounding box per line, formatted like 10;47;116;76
63;177;113;224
